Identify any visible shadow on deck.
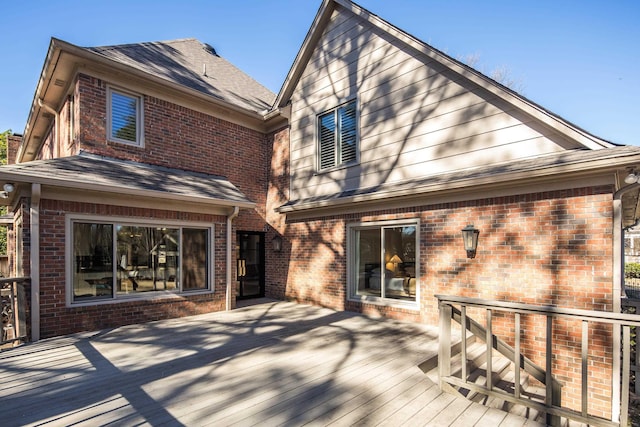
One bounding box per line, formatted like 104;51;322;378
0;300;542;426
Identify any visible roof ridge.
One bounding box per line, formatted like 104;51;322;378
88;37;200;50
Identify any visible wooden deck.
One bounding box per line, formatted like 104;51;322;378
0;299;543;426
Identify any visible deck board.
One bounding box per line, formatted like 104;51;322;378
0;300;538;426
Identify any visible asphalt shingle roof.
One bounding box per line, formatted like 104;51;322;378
0;152;253;206
86;38;276;113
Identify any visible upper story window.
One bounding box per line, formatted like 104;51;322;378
318;99;358;170
108;87;144;146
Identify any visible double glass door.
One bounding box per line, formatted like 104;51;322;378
236;231;265;299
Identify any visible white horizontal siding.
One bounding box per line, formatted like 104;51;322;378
288;7;577;203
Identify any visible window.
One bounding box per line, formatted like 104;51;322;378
349;221;418;304
70;218;212;304
108;87;143;146
318;100;357;170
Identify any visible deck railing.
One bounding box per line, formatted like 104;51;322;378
437;294;640;427
1;277;29;347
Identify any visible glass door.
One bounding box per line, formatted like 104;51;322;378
236;231;265;299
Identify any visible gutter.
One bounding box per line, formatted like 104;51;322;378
226;206;240;311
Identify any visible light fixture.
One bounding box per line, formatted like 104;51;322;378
625;172;638;184
0;183;14;199
461;224;480;259
389;254;403;273
272;235;283;252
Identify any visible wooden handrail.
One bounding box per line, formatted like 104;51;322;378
437;294;640;325
0;277;30;285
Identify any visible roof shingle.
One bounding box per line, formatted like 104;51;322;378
87;38;276;113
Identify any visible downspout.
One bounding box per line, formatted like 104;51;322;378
37;99;59;156
226;206;240;311
611;181;639;423
30;183;41;341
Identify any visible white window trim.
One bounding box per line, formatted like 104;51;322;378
316;98;359;172
347;218;420;310
65;214;214;308
107;86;145;147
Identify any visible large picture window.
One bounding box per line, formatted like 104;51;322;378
108;87;143;146
318;99;357;170
349;221;418;304
70;218;212;304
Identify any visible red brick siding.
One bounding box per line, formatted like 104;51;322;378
265;126;290;298
75;73;269;233
37;199;228;338
7;134;21;165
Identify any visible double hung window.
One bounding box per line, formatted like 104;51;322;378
108;87;143;146
318;100;358;170
349;221;418;304
69;217;211;304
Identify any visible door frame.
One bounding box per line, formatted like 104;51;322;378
236;231;265;300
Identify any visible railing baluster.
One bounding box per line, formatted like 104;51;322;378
581;320;588;417
636;323;640;395
621;326;630;427
486;308;492;391
514;312;520;400
461;305;467;382
546;314;557;427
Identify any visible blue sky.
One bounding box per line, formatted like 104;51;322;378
1;0;638;146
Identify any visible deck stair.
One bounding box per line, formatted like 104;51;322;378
419;334;552;425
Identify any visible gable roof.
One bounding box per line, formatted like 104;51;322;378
0;152;254;211
86;38;276;113
275;0;615;151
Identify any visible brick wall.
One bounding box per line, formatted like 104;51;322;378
37;199;229;338
265;126;290;299
76;75;267;202
279;185;615;417
7;134;22;165
75;73;269;233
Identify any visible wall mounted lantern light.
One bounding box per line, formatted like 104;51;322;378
461;224;480;259
272;235;283;252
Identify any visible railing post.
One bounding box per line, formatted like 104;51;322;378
438;301;452;386
546;314;561;427
486;309;493;391
621;326;630;427
461;306;467;382
581;320;589;418
514;312;521;400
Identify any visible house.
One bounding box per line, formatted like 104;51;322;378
2;0;639;420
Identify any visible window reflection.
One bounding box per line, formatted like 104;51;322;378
353;223;417;302
116;226;179;294
71;221;211;303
